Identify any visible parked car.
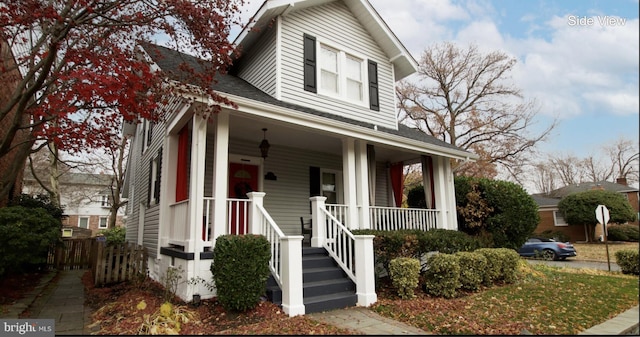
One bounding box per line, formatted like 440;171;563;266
518;237;577;261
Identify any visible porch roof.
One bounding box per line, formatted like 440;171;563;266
139;43;477;161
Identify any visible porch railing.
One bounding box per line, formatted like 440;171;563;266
227;198;250;235
319;207;356;283
253;203;285;287
370;206;439;231
169;200;190;243
326;204;349;227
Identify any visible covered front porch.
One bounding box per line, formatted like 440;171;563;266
156;104;467;315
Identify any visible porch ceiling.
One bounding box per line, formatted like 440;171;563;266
218;113;423;164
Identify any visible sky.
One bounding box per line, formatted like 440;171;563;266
230;0;639;173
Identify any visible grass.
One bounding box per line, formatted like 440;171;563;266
573;241;639;261
372;261;639;335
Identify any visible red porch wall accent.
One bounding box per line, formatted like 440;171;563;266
390;162;404;207
175;125;190;202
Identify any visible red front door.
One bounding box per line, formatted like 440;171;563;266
228;162;259;234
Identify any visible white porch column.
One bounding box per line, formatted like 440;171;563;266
433;156;457;230
355;140;370;230
187;115;208;253
280;236;305;317
212;111;230;243
342;138;358;229
247;192;265;235
354;235;377;306
310;196;327;248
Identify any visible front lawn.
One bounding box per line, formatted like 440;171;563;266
371;262;639;335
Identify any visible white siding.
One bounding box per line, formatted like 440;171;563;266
279;1;397;129
125;113;166;259
236;25;278;97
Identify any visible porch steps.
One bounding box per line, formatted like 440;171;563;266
265;246;357;314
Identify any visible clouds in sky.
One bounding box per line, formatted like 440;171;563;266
232;0;638;159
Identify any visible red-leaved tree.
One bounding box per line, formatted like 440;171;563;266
0;0;245;205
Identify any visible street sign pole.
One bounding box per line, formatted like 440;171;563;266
595;205;611;272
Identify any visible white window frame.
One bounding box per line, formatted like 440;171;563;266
320;168;343;204
78;216;89;229
99;216;108;229
316;38;368;107
553;210;568;227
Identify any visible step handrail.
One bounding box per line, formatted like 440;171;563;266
254;203;285;288
319;207;356;283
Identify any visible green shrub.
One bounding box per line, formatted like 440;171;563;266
211;234;271;312
98;226;126;246
352;228;482;275
614;249;639;275
607;224;639;242
420;229;482;254
455;176;539;249
0;206;62;276
423;253;461;298
407;185;427;208
474;248;520;285
454;251;487;291
389;257;421;299
9;194;65;220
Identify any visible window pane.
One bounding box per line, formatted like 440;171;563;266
99;217;108;228
347;79;362;101
320;46;337;71
79;217;89;229
346;56;361;80
321;70;338;93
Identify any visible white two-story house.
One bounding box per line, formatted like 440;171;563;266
122;0;477;316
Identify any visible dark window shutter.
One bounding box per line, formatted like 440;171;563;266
147;158;153;206
154;147;162;203
147;121;154;146
303;34;317;93
310;166;320;196
368;60;379;111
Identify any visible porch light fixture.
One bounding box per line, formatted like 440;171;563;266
259;128;270;159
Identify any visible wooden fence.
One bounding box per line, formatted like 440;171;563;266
92;241;148;286
47;238;94;270
48;238;148;286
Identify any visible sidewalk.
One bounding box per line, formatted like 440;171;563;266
2;269;93;335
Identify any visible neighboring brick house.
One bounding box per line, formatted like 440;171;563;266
532;178;639;242
22;172;125;237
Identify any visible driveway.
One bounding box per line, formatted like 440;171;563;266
525;258;620;272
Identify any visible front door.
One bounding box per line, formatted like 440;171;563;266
228;161;259;234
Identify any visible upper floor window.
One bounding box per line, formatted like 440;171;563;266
318;43;365;105
304;34;378;110
101;195;110;207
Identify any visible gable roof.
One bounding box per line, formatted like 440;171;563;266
531;194;560;208
140;43;475;160
233;0;418;81
547;181;639;198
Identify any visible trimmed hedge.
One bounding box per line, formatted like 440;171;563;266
423;253;461;298
607;224;639;242
473;248;520;285
454;251;487;291
211;234;271;312
352;228;482;274
614;249;639;275
389;257;421;299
